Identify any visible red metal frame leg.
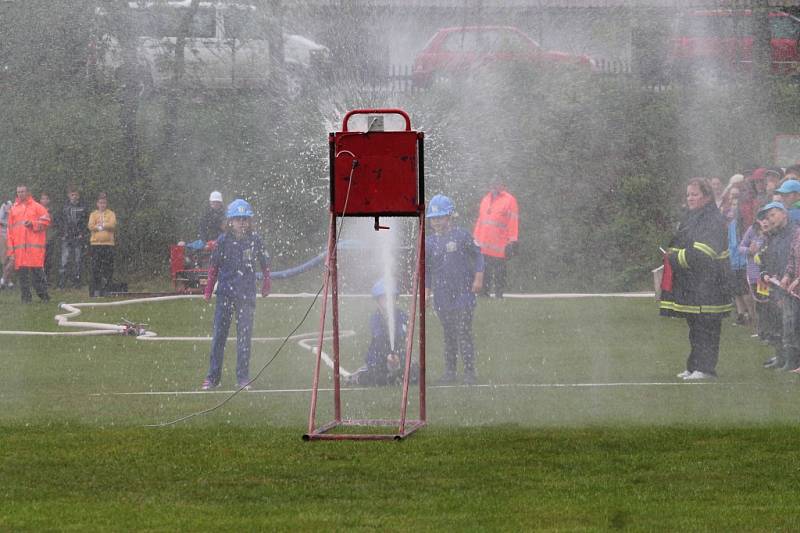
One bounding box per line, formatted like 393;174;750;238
419;211;426;422
398;214;425;433
306;214;336;435
331;221;341;423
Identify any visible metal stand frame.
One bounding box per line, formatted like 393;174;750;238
303;211;426;441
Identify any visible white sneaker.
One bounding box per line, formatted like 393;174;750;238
676;370;692;378
683;370;716;380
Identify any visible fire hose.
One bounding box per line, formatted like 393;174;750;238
0;294;357;376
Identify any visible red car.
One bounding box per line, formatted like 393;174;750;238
413;26;594;87
668;10;800;77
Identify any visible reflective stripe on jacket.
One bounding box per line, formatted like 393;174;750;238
659;202;733;317
473;190;519;258
6;197;50;268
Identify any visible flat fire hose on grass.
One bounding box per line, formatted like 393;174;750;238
0;294;356;377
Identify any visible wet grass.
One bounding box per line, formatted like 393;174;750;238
1;290;799;529
2;425;800;530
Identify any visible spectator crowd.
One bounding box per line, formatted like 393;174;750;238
663;164;800;378
1;184;118;300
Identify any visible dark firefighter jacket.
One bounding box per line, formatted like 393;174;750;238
659;201;733;317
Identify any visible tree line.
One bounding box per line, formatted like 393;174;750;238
2;1;799;291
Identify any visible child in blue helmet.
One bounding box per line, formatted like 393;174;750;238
346;279;417;386
201;199;271;390
425;194;484;385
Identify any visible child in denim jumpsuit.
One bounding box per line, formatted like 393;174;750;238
202;199;270;390
425;194;484;385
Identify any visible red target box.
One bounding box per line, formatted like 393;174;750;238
330;109;423;217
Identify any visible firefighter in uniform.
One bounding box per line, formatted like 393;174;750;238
473;182;518;298
660;178;733;380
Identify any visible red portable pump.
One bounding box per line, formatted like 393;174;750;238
304;109;427;441
169;243;213;294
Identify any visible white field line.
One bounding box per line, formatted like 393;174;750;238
502;292;655;299
90;380;741;397
4;292;656;385
265;292;656;299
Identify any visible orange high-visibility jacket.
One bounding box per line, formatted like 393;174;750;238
473;190;519;258
6;196;50;268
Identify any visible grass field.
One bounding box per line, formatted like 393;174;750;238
2;288;800;530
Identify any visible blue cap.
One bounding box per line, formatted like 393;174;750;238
226;199;254;218
775;180;800;194
371;279;397;298
757;201;787;219
426;194;455;219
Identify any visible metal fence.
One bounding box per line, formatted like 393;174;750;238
593;58;632;75
349;59;638;95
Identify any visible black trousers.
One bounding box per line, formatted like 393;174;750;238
758;297;783;354
438;306;476;374
686;314;722;375
43;242;56;284
482;255;508;298
17;267;49;303
90;245;114;296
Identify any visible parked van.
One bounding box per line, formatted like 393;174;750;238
90;1;330;92
669;10;800;77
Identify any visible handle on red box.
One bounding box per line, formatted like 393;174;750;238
342;108;411;132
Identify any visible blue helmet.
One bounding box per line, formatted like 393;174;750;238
226;199;254;218
371;279;397;299
426;194;454;219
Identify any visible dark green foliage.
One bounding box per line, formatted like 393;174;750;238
408;65;680;290
0;1;94;91
5;4;800;289
410;63;800;290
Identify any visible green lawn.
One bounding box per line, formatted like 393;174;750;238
1;289;799;530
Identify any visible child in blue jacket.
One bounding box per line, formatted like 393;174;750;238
202;199;270;390
425;194;484;385
346;279;415;386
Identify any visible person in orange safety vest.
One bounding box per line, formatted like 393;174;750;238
473;182;519;298
6;184;51;303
